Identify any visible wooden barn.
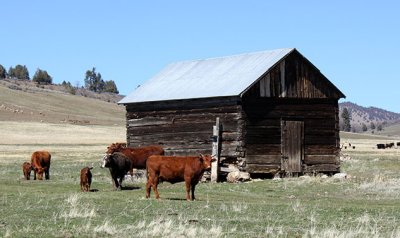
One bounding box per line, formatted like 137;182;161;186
119;48;345;178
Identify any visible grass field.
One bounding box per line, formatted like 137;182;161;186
1;122;400;237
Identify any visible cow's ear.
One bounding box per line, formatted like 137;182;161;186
199;153;204;158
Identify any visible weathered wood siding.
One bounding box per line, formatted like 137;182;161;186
242;98;340;174
125;97;245;158
247;50;343;100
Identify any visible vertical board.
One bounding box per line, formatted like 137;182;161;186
211;117;220;182
280;60;286;97
281;120;304;173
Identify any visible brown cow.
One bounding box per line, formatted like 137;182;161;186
22;162;33;180
146;154;214;201
80;167;93;192
31;151;51;180
106;144;164;175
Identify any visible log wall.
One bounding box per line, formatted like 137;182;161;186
125;98;245;158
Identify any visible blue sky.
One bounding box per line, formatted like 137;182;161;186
2;1;399;112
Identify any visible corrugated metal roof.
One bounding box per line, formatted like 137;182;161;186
119;48;294;104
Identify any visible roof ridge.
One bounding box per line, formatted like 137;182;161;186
169;48;295;65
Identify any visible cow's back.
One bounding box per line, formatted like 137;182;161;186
31;151;51;168
120;145;164;169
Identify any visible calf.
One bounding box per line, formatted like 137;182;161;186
80;167;93;192
101;152;132;190
31;151;51;180
146;154;214;201
22;162;33;180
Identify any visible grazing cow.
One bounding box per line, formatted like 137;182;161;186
106;144;164;170
377;144;385;149
146;154;215;201
31;151;51;180
101;152;132;190
80;167;93;192
22;162;33;180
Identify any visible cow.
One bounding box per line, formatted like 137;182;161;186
31;151;51;180
106;144;164;178
377;144;385;149
101;152;132;190
80;167;93;192
146;154;215;201
106;144;164;170
22;162;33;180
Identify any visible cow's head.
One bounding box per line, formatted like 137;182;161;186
106;143;126;154
198;154;215;170
101;154;112;168
35;167;46;180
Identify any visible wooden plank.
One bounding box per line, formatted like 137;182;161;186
265;73;271;97
245;164;280;174
260;77;265;97
211;118;220;182
246;144;281;154
246;155;281;164
280;60;286;97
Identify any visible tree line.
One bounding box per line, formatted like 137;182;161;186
0;64;118;94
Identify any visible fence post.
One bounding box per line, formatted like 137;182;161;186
211;117;220;182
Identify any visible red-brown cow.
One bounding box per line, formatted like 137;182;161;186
22;162;33;180
106;144;164;172
146;154;214;201
31;151;51;180
80;167;93;192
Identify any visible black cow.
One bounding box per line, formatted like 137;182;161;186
101;152;132;190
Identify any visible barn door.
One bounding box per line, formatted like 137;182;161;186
281;120;304;175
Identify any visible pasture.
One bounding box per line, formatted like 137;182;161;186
1;122;400;237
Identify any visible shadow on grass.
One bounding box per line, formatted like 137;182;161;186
121;186;141;191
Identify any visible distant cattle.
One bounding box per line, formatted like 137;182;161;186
31;151;51;180
80;167;93;192
101;152;132;190
397;142;400;147
22;162;33;180
146;154;214;201
377;143;396;149
106;144;164;170
377;144;385;149
386;143;395;148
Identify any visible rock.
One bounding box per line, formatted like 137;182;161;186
226;171;251;183
333;173;347;179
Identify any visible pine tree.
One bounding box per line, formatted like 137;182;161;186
32;69;52;84
341;108;351;132
0;64;6;78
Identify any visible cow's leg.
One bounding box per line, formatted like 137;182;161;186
45;168;50;180
118;176;124;190
113;176;120;190
191;183;196;201
146;180;152;198
153;176;160;199
185;181;191;201
33;169;37;180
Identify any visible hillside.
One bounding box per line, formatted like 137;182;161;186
339;101;400;135
0;79;126;126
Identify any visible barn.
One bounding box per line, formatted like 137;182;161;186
119;48;345;178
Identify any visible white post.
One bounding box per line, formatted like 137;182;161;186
211;117;220;182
